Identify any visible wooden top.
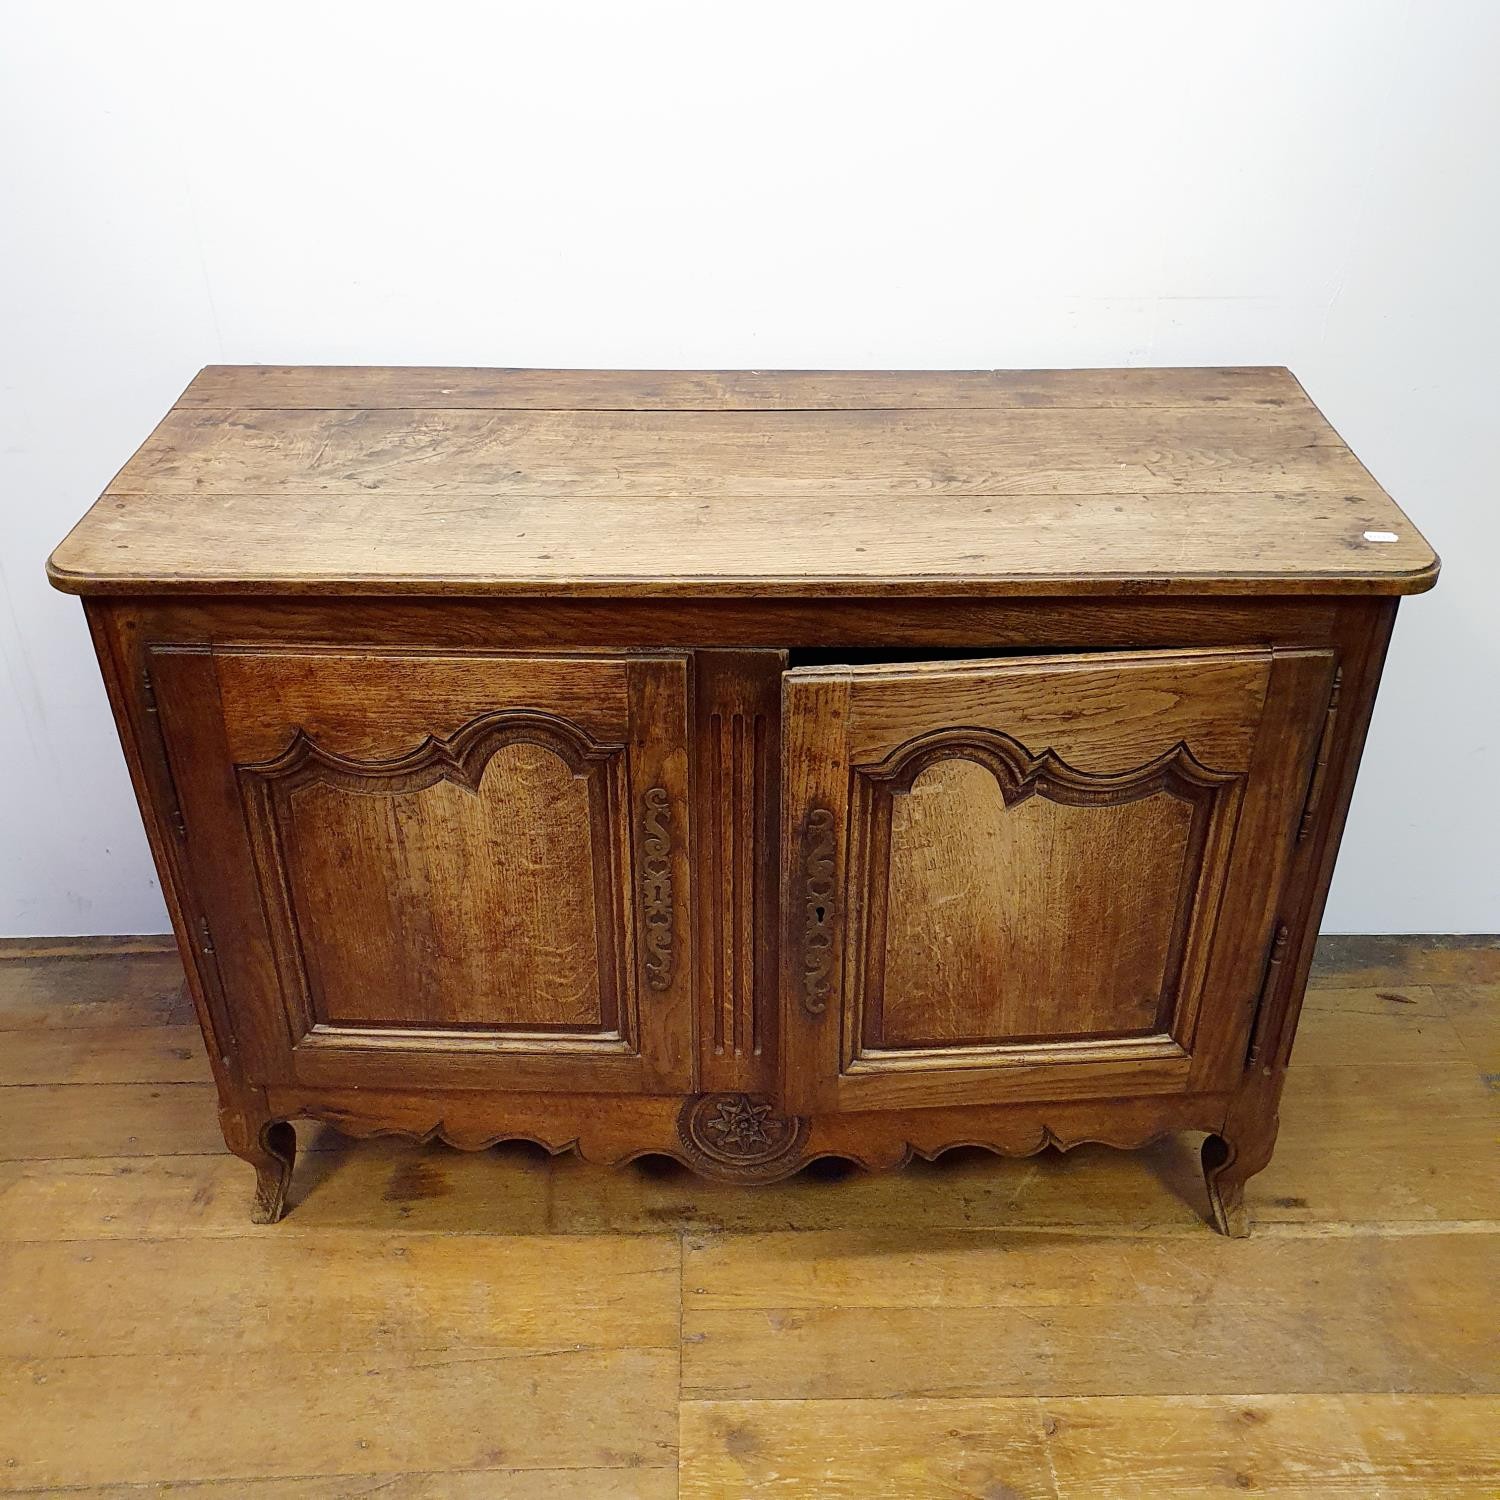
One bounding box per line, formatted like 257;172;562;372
47;367;1438;599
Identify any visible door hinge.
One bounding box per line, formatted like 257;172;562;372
1297;666;1343;842
1245;922;1290;1069
192;915;238;1058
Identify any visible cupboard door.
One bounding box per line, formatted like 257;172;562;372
780;647;1334;1113
149;648;692;1095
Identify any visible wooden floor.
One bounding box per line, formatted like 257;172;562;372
0;937;1496;1497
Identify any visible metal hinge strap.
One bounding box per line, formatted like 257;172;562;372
1297;667;1343;842
1245;922;1290;1068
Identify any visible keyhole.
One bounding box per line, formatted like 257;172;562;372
814;905;826;922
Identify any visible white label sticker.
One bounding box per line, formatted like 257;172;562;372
1363;530;1399;543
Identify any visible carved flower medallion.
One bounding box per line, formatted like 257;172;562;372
677;1092;808;1178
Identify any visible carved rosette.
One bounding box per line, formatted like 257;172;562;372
640;786;674;991
677;1092;808;1181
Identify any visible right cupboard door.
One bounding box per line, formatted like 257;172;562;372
779;647;1336;1114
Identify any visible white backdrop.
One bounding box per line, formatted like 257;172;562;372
2;1;1495;935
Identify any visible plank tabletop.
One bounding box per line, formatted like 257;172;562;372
47;367;1439;598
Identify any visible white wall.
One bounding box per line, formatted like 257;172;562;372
2;0;1495;935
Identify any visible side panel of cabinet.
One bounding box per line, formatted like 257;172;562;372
149;647;693;1095
780;647;1335;1114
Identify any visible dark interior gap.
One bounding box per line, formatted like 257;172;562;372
783;643;1137;669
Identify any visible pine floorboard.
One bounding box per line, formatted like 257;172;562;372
0;937;1495;1496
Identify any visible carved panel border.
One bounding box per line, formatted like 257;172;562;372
237;707;637;1053
845;726;1246;1067
240;707;618;796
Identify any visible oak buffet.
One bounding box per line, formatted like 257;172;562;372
47;366;1439;1234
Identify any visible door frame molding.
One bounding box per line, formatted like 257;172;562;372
148;644;695;1095
780;646;1335;1114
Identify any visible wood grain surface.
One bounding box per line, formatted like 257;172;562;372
47;367;1438;597
0;937;1494;1495
281;742;607;1030
173;364;1311;410
143;644;695;1100
776;644;1331;1117
880;764;1196;1044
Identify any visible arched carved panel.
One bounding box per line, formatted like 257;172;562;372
239;709;634;1040
848;728;1243;1057
240;708;617;795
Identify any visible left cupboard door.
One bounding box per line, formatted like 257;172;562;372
147;647;693;1095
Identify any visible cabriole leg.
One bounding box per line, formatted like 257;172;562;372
1201;1132;1249;1237
220;1107;297;1224
1202;1082;1280;1238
